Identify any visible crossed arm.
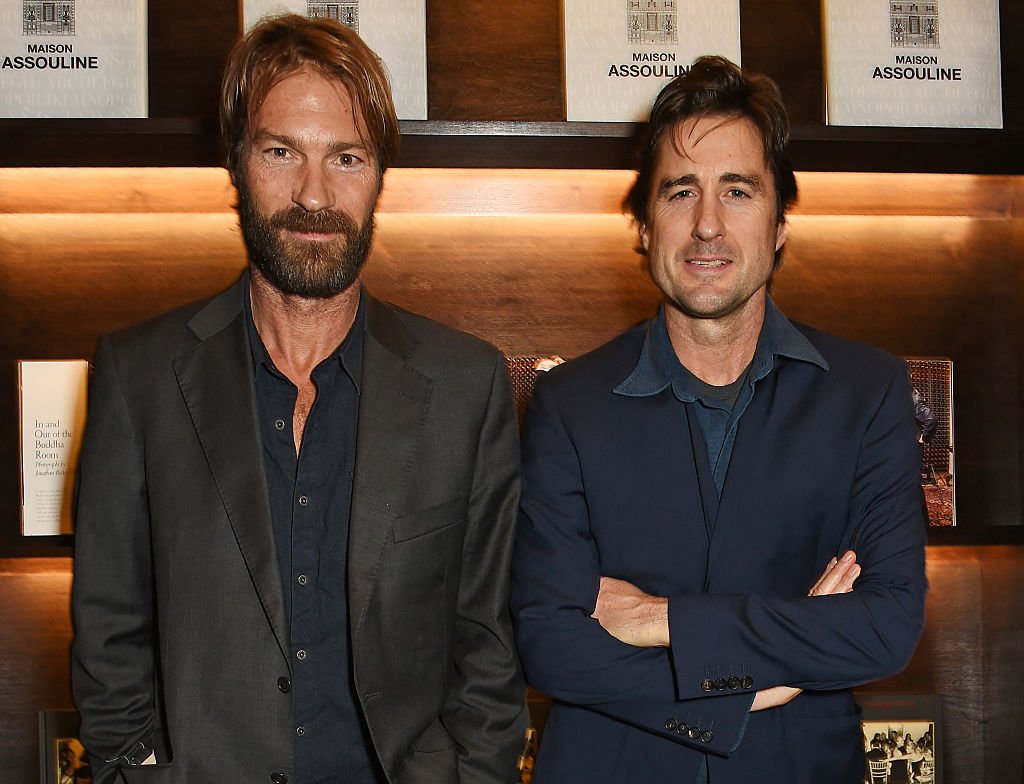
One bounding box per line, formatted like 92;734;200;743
591;552;862;711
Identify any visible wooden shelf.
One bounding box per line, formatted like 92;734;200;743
2;118;1022;173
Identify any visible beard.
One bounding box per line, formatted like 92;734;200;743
236;180;375;299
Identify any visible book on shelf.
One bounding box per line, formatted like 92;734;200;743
562;0;740;122
0;0;148;118
905;357;955;527
822;0;1002;128
19;360;89;536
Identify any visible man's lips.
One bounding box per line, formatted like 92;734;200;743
686;257;731;268
285;229;340;241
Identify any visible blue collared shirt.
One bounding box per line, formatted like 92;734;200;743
615;298;828;496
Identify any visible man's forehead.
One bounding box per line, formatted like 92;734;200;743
658;114;768;169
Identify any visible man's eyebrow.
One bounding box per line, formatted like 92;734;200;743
250;131;369;155
720;172;764;191
657;174;699;195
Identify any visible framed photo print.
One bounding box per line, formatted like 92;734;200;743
39;710;92;784
858;693;942;784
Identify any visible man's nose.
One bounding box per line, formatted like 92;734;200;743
292;161;335;212
692;197;724;242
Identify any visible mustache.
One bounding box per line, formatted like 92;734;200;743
268;205;358;235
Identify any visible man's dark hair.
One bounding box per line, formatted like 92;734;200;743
625;56;798;267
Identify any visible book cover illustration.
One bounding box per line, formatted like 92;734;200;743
906;357;954;526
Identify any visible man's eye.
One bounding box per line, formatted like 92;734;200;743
338;153;362;167
669;189;693;200
727;188;750;198
267;148;291;160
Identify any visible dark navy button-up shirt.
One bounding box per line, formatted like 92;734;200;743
613;297;828;783
615;298;828;496
246;286;385;784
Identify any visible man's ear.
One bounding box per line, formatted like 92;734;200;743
639;223;650;253
774;218;789;251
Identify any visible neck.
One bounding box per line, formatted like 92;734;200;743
664;294;766;386
249;266;361;385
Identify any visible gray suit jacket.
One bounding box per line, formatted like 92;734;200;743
71;277;527;784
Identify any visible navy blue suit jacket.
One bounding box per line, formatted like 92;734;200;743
511;314;927;784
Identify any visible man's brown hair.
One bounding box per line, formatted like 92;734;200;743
220;13;400;183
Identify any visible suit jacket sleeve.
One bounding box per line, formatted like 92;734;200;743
444;356;530;783
667;360;927;698
512;375;753;756
71;334;158;784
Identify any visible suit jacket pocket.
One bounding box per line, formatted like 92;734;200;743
393;496;466;543
119;764;173;784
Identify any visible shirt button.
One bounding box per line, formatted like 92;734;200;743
274;419;286;431
298;495;309;507
271;773;288;784
277;677;291;693
295;726;305;736
297;574;308;586
296;649;307;661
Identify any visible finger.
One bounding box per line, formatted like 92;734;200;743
810;551;858;596
808;557;838;595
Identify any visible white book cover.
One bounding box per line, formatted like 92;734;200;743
242;0;427;120
0;0;147;118
563;0;741;122
19;360;89;536
823;0;1002;128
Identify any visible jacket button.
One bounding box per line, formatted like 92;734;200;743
741;676;754;689
701;730;714;743
271;773;288;784
700;678;714;692
688;726;700;740
727;676;740;689
714;678;727;691
676;723;689;736
664;718;677;731
277;677;291;693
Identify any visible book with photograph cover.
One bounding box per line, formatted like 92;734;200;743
562;0;740;122
0;0;148;118
19;360;89;536
39;710;92;784
240;0;427;119
905;358;954;526
822;0;1002;128
858;693;943;784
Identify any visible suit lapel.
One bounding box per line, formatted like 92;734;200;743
172;278;290;665
348;295;433;643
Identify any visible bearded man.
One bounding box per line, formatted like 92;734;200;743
71;14;527;784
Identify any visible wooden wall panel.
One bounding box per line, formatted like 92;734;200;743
1;169;1022;555
0;560;74;784
5;548;1021;784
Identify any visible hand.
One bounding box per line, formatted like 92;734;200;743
751;551;860;712
591;577;670;648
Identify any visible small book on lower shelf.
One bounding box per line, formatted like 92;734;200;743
19;360;89;536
